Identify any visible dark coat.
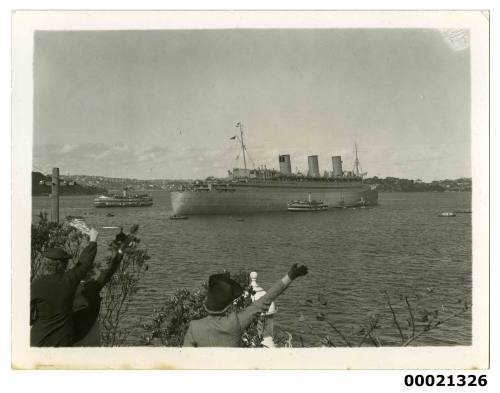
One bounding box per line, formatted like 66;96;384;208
72;250;124;344
30;242;97;347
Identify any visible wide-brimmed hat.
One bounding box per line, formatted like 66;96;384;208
43;247;72;260
204;273;243;314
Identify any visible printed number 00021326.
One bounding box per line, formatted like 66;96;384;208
404;375;487;387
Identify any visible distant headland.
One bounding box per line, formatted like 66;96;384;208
32;171;108;196
364;176;471;192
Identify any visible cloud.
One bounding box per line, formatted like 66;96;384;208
33;139;470;181
34;143;139;176
34;142;230;178
59;144;79;154
137;146;173;162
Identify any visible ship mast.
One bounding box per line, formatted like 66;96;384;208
354;142;360;177
236;121;247;172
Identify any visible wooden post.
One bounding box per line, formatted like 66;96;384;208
51;167;60;223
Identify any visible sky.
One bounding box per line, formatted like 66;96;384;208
33;29;470;181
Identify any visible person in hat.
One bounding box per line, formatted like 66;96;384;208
72;225;139;346
115;227;127;243
183;263;308;347
30;228;99;347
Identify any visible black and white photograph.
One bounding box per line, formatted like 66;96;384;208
11;10;489;369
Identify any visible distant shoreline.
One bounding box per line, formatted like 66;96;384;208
377;189;472;194
32;171;471;195
32;193;103;197
32;171;108;197
31;189;472;198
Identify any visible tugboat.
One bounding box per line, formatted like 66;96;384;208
287;193;328;212
94;187;153;208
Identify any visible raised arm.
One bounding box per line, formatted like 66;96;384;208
95;247;124;289
66;228;99;286
95;227;139;288
236;264;308;329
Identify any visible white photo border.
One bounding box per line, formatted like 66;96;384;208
11;10;489;369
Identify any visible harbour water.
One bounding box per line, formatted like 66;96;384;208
32;191;472;346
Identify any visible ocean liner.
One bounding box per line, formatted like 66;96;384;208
170;122;378;215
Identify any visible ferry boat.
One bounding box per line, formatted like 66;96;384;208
169;122;378;215
288;193;328;212
94;188;153;208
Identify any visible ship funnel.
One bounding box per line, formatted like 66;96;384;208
279;154;292;175
332;156;343;177
307;155;320;177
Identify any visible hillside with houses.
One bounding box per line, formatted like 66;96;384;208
32;172;108;196
364;176;471;192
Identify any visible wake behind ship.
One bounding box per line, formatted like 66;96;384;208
170;123;378;215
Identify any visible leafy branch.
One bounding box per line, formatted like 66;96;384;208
302;290;470;347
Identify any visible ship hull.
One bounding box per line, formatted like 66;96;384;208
170;183;378;215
